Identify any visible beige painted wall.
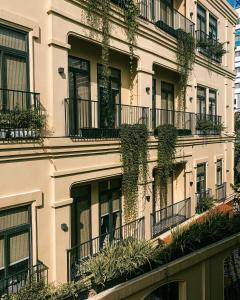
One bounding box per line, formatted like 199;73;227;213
0;0;236;284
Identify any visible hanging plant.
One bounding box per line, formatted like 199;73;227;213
86;0;138;106
123;0;139;103
120;124;148;222
176;29;196;111
86;0;111;123
156;125;177;206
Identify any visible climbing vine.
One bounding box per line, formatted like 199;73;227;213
176;29;196;111
156;125;177;206
86;0;138;105
120;124;148;222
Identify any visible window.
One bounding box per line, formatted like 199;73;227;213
197;86;206;115
0;206;31;283
71;185;91;258
160;0;173;27
236;83;240;88
235;51;240;57
236;67;240;73
216;160;223;186
97;65;121;128
161;82;174;124
68;56;91;134
196;163;206;195
99;179;122;248
209;14;218;40
209;89;217;116
0;25;29;111
152;169;173;213
197;4;206;32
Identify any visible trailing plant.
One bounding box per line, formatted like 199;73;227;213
176;29;196;111
156;125;177;206
86;0;138;105
120;124;148;222
123;0;139;102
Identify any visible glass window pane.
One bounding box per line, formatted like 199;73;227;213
0;239;4;269
6;55;27;92
100;194;109;216
112;192;120;212
0;206;29;231
9;232;29;265
0;27;27;52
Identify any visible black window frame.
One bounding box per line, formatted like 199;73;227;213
209;14;218;40
0;24;29;92
0;205;32;281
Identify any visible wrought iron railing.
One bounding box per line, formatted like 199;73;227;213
216;182;227;202
0;262;48;296
67;217;145;281
110;0;195;37
196;30;224;63
151;109;194;135
196;113;223;135
195;188;212;213
151;198;191;238
0;88;42;139
65;98;149;138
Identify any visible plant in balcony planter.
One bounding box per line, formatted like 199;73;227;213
120;124;148;222
196;196;215;213
0;108;46;139
156;125;177;206
176;29;195;111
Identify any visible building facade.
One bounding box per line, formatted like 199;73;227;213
0;0;237;289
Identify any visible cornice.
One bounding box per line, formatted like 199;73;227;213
0;136;234;163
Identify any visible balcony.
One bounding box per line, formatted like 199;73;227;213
0;88;43;140
111;0;195;37
216;182;227;202
195;188;212;214
67;217;145;281
196;113;223;135
65;98;149;138
151;198;191;238
0;262;48;297
196;30;225;63
151;109;194;135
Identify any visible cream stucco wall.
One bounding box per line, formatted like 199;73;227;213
0;0;237;284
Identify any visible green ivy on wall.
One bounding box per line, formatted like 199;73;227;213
176;29;195;111
120;124;148;222
156;125;177;206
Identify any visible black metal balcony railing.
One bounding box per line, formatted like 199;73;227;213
67;217;145;281
151;109;194;135
216;182;227;202
196;113;223;135
65;98;149;138
151;198;191;238
195;188;212;214
0;88;42;139
111;0;194;37
0;262;48;297
196;30;224;63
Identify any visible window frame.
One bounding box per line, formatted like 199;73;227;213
0;23;29;92
0;205;32;281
